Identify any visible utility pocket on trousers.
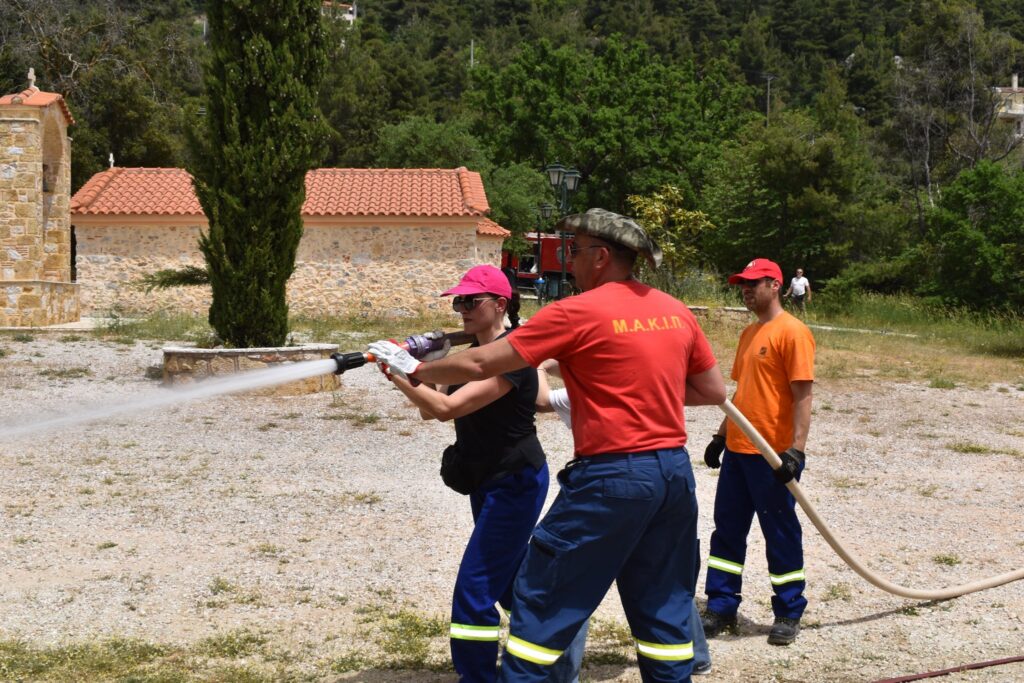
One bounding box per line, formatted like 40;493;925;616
519;526;576;608
603;478;654;500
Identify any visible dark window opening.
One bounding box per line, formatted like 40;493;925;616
70;226;77;282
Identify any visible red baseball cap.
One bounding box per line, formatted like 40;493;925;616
441;264;512;299
727;258;783;285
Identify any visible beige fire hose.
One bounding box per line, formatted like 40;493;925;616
719;399;1024;600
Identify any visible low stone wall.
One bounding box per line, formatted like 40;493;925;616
1;279;79;326
74;223;504;317
162;343;341;396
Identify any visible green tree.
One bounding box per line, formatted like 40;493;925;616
374;115;489;169
467;37;756;211
918;161;1024;310
373;116;551;250
890;0;1023;226
703;96;898;280
191;0;330;347
628;184;713;277
0;0;203;190
484;163;552;254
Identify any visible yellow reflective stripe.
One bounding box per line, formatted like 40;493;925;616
769;569;806;585
708;556;743;575
634;638;694;661
505;635;563;665
450;623;500;641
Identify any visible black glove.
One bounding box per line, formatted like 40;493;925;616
773;447;805;484
704;434;726;469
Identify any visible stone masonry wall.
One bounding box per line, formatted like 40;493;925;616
1;101;79;326
162;343;341;395
74;222;505;318
0;115;45;281
41;113;73;283
1;281;79;326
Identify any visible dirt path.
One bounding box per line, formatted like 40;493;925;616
1;337;1022;681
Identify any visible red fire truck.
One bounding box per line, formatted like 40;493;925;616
501;232;575;299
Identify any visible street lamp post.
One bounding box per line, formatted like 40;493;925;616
544;162;581;299
535;203;554;302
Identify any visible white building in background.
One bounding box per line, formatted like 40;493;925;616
322;0;357;25
995;73;1024;139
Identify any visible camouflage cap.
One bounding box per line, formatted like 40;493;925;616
554;208;663;269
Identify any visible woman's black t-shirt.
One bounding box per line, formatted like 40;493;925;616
446;334;546;475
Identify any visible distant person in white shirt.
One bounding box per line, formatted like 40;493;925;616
784;268;812;314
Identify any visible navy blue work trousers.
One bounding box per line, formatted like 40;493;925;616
499;448;699;683
450;464;549;683
705;449;807;620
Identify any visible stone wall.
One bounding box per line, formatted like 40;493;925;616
1;280;79;326
74;221;505;317
162;343;341;395
0;97;78;326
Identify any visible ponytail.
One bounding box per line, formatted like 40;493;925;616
507;290;522;329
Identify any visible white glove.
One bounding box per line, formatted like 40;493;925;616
368;341;422;380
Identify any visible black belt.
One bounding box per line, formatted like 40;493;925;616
572;448;682;465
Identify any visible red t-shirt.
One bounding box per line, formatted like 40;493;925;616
508;280;717;456
726;312;815;454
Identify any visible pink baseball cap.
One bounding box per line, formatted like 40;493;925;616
728;258;783;285
441;264;512;299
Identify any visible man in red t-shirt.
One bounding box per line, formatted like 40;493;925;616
700;258;815;647
370;209;726;682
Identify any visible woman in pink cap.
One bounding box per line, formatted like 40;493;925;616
382;264;549;682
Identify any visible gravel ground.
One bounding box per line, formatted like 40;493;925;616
1;336;1023;682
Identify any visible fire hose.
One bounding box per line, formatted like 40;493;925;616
720;399;1024;600
330;330;475;374
330;339;1024;599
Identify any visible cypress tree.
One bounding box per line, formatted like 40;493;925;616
191;0;330;347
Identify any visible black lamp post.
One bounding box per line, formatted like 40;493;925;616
544;162;581;298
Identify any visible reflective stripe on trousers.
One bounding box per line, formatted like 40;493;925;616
451;623;501;641
499;448;699;682
634;637;694;662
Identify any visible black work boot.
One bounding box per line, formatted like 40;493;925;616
701;609;737;638
767;616;800;645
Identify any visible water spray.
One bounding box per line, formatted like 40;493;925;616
0;329;474;442
331;330;474;374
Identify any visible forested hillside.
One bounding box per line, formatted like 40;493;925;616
2;0;1022;309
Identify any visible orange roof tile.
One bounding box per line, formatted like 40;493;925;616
476;218;510;237
71;168;202;216
72;167;498;224
0;86;75;126
304;167;490;217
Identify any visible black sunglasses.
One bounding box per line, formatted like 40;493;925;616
568;244;607;258
737;277;775;287
452;296;498;312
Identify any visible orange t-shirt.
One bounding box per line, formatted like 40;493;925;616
726;311;815;455
508;280;718;456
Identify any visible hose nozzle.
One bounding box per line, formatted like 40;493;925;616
330;330;475;375
331;351;370;375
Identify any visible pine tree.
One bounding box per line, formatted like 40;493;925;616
191;0;330;347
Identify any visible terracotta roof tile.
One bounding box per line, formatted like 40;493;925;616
72;167;500;226
304;167;490;217
476;218;510;237
0;86;75;126
71;168;202;216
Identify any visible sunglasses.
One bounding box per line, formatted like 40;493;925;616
567;244;606;259
452;296;498;313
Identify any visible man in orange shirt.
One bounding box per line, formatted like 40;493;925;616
701;258;815;646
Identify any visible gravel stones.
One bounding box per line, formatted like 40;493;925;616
1;337;1022;681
